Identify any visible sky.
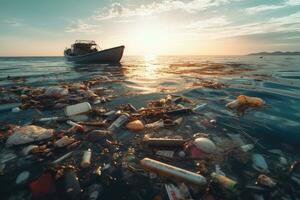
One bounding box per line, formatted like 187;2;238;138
0;0;300;56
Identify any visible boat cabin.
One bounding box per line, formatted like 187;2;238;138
70;40;99;56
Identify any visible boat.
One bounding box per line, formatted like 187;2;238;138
64;40;125;63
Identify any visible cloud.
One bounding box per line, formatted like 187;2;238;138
245;0;300;14
65;20;97;33
3;19;25;27
184;11;300;39
92;0;238;21
186;16;231;29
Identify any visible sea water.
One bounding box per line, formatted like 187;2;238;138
1;55;299;146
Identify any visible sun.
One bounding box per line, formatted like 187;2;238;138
130;22;169;55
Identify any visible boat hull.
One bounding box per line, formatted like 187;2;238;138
64;45;125;63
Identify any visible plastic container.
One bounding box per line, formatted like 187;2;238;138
211;172;238;192
108;113;129;131
81;149;92;168
140;158;207;185
65;102;92;116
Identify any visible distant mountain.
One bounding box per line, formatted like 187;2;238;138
248;51;300;56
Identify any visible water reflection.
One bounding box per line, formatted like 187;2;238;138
121;55;177;93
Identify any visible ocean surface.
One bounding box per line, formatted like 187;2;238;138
0;55;299;147
0;55;300;199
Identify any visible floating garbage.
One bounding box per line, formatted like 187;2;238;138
65;102;92;116
108;113;129;131
16;171;30;185
145;119;164;129
226;95;265;110
155;150;175;159
125;119;144;131
21;145;38;155
6;125;54;146
211;172;238;192
257;174;276;188
0;90;298;199
141;158;207;185
143;136;186;147
252;154;269;173
81;149;92;168
54;136;76;148
185;137;216;158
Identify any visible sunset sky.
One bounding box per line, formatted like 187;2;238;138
0;0;300;56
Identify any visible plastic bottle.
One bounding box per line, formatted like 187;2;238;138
140;158;207;185
211;172;237;192
81;149;92;168
108;113;129;131
65;102;92;116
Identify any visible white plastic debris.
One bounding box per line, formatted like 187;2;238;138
252;154;269;173
65;102;92;116
192;137;216;153
6;125;54;146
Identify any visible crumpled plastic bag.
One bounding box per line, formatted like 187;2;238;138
6;125;54;146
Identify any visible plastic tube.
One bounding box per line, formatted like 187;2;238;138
140;158;206;185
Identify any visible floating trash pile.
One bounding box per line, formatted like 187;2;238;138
0;77;299;200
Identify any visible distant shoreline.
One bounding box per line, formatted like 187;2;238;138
248;51;300;56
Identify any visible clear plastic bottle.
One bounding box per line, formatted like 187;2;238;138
108;113;129;131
